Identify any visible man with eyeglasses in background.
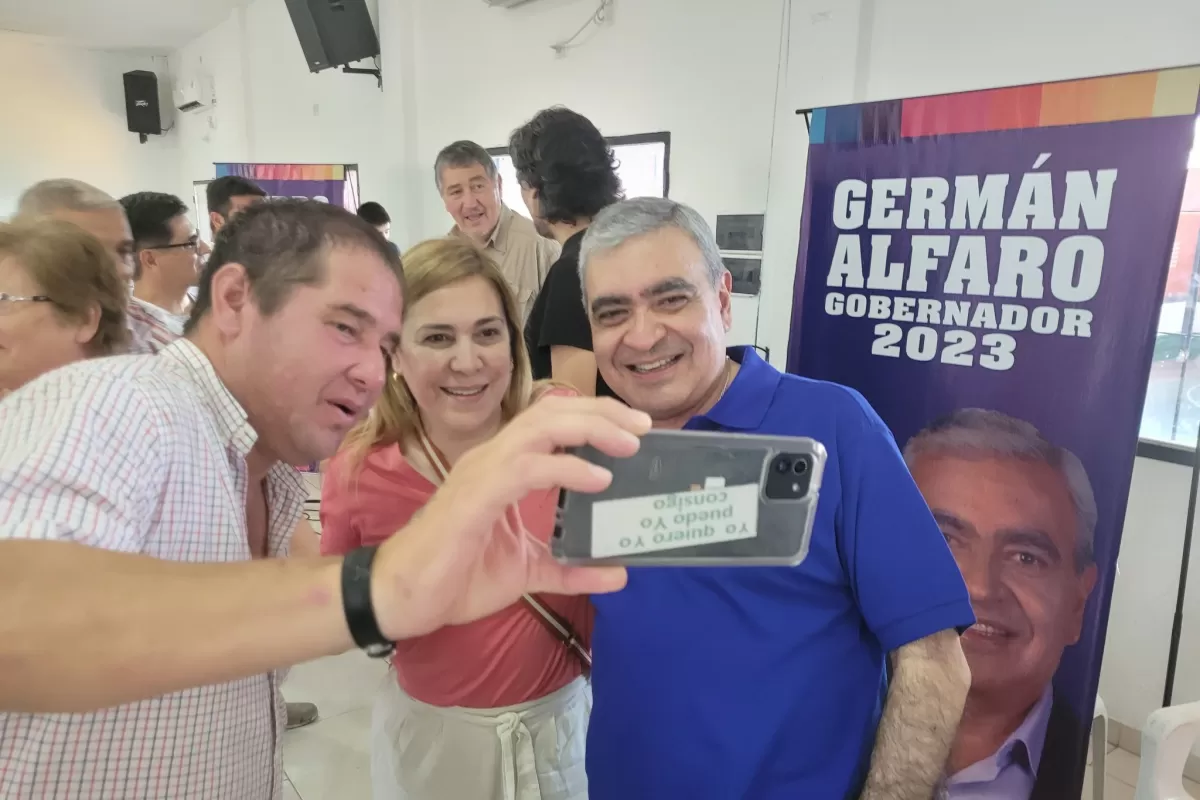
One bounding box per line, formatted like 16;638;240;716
121;192;205;354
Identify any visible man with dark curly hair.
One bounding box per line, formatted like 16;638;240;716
510;107;622;399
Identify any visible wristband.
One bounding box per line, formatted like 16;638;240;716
341;545;395;659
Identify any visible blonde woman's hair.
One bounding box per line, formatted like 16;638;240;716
338;236;542;475
0;218;130;356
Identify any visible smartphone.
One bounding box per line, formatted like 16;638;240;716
551;429;827;567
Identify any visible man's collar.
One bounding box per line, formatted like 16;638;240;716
131;296;187;333
489;205;512;252
562;227;586;256
160;339;258;459
946;685;1055;786
1016;685;1055;776
160;338;307;498
693;346;780;431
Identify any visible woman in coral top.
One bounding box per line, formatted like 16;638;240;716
320;237;592;800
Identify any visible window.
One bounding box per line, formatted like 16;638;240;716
486;132;670;220
1139;116;1200;450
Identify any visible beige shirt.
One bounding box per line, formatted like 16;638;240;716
451;205;560;322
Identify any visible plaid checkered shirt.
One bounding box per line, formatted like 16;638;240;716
0;340;307;799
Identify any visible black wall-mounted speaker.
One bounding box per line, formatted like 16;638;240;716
122;70;161;136
283;0;380;73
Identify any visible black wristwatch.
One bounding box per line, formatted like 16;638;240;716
341;545;395;659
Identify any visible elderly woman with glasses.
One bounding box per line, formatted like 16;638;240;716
0;218;130;397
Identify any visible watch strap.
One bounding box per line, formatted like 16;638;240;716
341;545;394;659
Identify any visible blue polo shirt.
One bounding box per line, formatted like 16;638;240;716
586;346;975;800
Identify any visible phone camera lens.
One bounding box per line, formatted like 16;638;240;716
793;459;809;476
774;457;792;474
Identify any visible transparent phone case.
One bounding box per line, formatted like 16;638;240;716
552;430;827;567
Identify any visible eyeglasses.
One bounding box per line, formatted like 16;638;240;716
146;236;200;253
0;293;53;315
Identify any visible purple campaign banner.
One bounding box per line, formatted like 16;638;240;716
214;163;356;210
255;179;348;208
789;73;1197;799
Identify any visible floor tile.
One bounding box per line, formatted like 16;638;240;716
1105;746;1140;786
1083;766;1136;800
1105;775;1135;800
282;651;389;721
282;778;302;800
284;706;372;800
1119;723;1142;756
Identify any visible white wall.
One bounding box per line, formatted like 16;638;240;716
376;0;784;345
757;0;1200;735
0;32;180;215
172;0;1200;736
170;1;385;211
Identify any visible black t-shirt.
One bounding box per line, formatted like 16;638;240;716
524;230;616;399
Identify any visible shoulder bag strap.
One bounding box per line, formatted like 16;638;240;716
414;427;592;675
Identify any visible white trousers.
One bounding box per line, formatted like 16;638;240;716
370;677;592;800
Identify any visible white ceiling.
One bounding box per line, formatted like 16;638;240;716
0;0;246;51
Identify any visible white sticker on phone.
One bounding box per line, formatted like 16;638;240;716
590;483;760;558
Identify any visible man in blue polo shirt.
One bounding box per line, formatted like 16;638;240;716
577;197;976;800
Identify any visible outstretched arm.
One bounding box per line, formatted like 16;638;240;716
0;543;347;713
0;395;647;714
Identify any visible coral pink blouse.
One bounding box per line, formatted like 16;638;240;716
320;440;592;709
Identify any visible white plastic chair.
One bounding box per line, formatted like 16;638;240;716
1135;700;1200;799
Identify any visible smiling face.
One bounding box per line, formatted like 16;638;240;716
910;453;1098;709
440;162;502;244
394;274;513;444
227;245;404;466
585;226;733;428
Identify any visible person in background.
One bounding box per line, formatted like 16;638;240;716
321;237;592;800
436;140;559;323
120;192;201;354
14;178;136;281
358;201;400;257
0;218;129;398
904;409;1098;800
578;197;974;800
510;109;622;397
205;174;319;729
207;175;267;237
357;201;392;240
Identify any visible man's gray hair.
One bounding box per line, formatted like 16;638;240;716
15;178;121;219
579;197;726;294
434;140;498;192
903;408;1097;570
